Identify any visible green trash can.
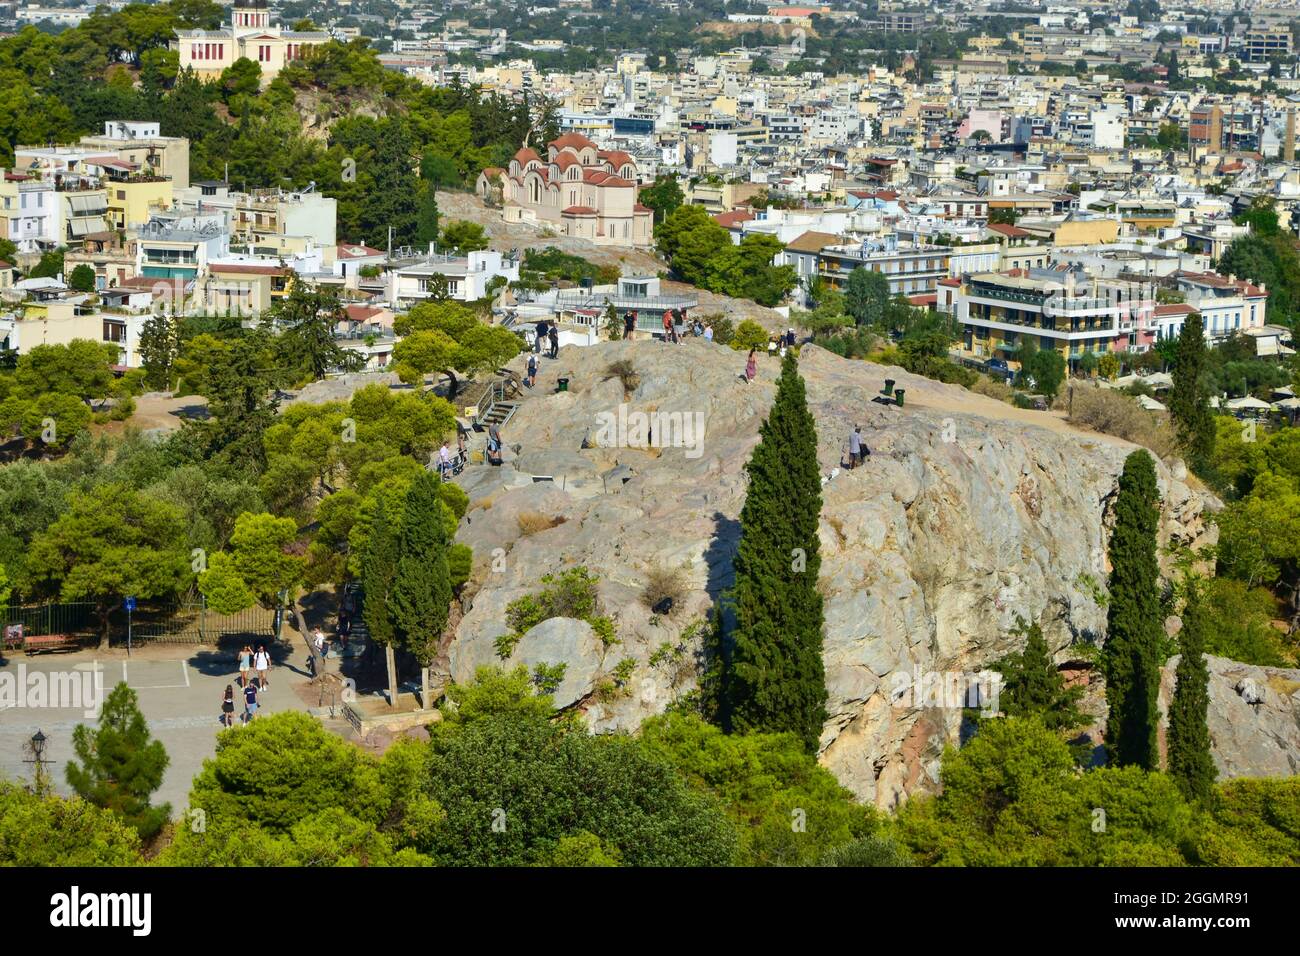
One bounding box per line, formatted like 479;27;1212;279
883;379;895;396
894;388;905;407
557;378;569;392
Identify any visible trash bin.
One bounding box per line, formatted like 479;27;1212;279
894;389;905;407
557;378;569;392
883;379;895;396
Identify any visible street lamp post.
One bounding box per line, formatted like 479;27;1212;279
24;730;49;795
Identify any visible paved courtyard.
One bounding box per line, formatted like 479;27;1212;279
0;641;328;813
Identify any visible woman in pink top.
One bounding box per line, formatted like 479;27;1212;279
745;349;758;383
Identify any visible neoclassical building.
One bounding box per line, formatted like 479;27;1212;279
173;0;329;81
477;133;653;247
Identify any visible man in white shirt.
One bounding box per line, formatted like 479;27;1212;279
254;646;270;691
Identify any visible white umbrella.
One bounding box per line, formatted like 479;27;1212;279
1225;396;1272;411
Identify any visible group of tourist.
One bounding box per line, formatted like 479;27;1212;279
533;319;560;359
222;643;273;726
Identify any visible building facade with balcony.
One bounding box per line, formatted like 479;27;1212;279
944;270;1156;366
134;216;228;281
388;250;521;308
817;240;953;297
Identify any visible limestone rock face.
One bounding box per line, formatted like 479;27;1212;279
1160;655;1300;780
448;340;1221;808
449;616;605;710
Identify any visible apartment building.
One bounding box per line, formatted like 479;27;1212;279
388;250;520;308
135;216;228;282
1243;28;1292;64
1170;272;1269;341
945;270;1156;366
78;122;191;190
816;240;953;298
0;174;56;252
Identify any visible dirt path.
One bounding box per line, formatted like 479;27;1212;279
907;387;1131;448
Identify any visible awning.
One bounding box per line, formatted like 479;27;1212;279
68;216;109;237
68;194;107;214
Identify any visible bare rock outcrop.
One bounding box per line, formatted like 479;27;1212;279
1159;655;1300;779
448;340;1221;807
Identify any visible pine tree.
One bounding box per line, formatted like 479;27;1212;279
993;616;1087;731
390;471;452;707
1169;312;1215;466
1103;449;1163;769
65;682;171;839
724;351;827;752
1167;583;1216;802
361;500;402;706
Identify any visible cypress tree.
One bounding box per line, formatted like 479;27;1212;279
390;471;452;707
725;351;827;752
65;682;171;839
1169;312;1215;466
1167;583;1217;802
361;500;402;706
1103;449;1163;769
993;616;1086;732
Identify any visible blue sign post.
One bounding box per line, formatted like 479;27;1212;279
124;597;136;655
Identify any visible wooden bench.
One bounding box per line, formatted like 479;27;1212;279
23;633;82;655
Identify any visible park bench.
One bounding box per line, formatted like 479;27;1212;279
23;633;82;655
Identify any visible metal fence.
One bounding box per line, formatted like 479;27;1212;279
0;601;276;649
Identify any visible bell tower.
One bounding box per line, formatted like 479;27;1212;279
232;0;269;32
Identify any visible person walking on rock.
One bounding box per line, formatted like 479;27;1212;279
548;324;559;358
745;349;758;383
848;425;862;469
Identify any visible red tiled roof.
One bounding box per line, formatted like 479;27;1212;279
938;277;962;287
785;230;841;253
550;132;597;150
599;150;633;166
633;203;653;213
714;210;756;228
988;222;1030;238
908;293;937;307
562;205;597;215
1154;303;1197;316
345;304;387;322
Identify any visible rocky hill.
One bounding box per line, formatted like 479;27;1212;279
445;339;1235;807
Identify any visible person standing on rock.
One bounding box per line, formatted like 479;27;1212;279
662;309;674;343
548;324;559;358
534;320;547;354
703;324;714;342
745;349;758;383
526;353;538;388
623;310;636;339
848;425;862;469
